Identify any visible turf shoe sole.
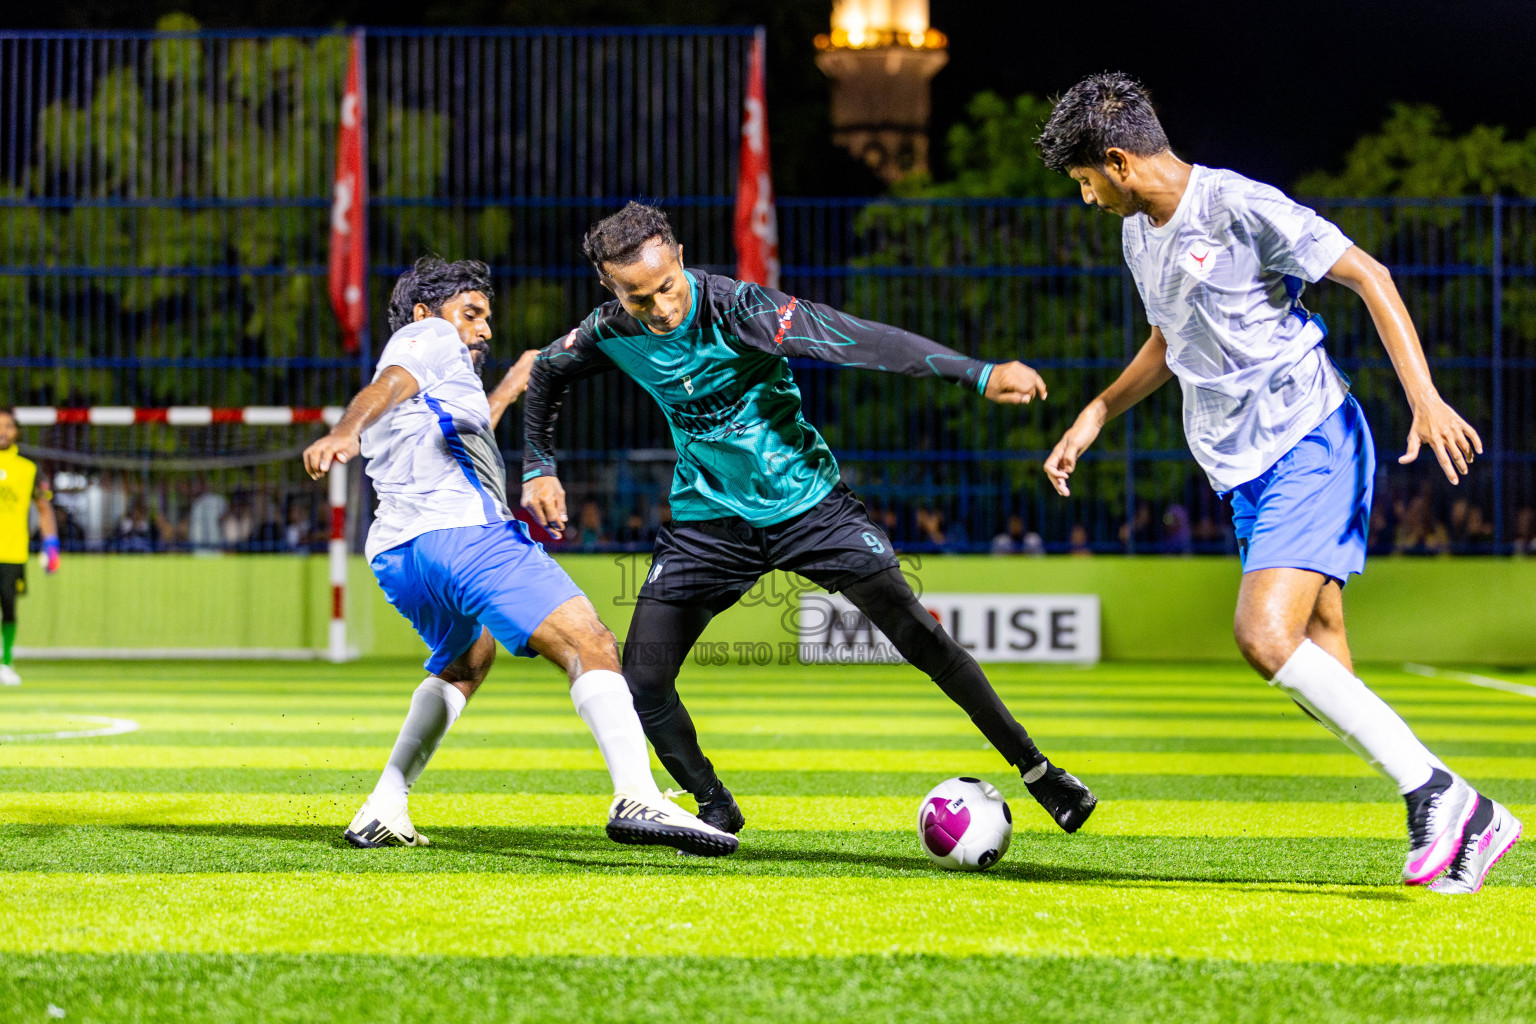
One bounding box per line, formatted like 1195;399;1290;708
1429;796;1522;895
343;800;430;848
606;793;739;857
1402;769;1477;885
1023;761;1098;833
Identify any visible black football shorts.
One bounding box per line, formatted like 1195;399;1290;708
638;483;900;611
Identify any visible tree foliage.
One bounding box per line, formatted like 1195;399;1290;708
893;91;1078;200
1298;104;1536;198
0;13;565;408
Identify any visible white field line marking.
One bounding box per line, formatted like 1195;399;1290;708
0;715;141;742
1404;663;1536;699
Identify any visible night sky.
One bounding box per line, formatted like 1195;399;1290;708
932;0;1536;190
6;0;1533;193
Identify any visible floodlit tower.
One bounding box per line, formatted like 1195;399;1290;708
814;0;949;183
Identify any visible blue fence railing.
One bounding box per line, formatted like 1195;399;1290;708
0;29;1532;556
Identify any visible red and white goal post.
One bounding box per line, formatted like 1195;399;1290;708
13;406;358;663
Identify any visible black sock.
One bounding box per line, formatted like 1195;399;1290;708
842;568;1044;768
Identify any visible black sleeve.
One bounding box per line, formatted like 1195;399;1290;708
725;281;994;394
520;316;617;482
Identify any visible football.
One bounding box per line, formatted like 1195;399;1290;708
918;777;1013;871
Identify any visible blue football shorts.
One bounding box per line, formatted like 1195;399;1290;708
1227;395;1375;584
370;519;585;674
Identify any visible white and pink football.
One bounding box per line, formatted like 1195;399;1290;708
918;776;1013;871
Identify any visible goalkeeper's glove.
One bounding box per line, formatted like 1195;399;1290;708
43;537;59;574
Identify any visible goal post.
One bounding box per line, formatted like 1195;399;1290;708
11;406;361;663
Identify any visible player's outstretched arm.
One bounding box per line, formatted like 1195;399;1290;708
1044;329;1172;497
303;366;419;479
731;284;1046;400
1326;246;1482;485
488;349;540;429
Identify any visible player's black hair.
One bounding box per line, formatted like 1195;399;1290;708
1035;72;1170;173
582;202;678;274
0;407;15;424
386;256;494;333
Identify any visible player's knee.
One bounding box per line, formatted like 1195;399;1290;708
1232;616;1301;678
630;684;680;722
570;619;621;674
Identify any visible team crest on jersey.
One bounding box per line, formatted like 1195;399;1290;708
682;376;694;395
1184;242;1222;280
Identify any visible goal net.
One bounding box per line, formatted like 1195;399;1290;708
11;406;363;662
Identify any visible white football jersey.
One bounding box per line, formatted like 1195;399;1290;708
360;317;511;560
1122;164;1355;491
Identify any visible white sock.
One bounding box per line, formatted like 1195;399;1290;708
1271;640;1440;794
370;676;467;810
570;669;664;801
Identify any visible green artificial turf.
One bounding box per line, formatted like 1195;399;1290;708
1;658;1533;1021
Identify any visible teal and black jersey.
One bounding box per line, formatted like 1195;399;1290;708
522;271;994;526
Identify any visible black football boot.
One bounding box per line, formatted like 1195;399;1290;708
694;780;746;835
1023;760;1097;833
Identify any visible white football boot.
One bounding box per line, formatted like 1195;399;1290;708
1430;796;1523;895
0;665;21;686
1402;768;1478;885
605;792;739;857
344;799;430;848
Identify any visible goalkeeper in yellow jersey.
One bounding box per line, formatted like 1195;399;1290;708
0;408;58;685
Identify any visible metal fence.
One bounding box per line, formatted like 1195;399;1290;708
1;29;1532;555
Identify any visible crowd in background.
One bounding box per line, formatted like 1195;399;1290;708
46;473;328;554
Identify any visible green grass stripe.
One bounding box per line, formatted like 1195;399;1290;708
8;743;1535;778
12;657;1529;692
29;730;1532;762
3;791;1531;841
5;712;1534;745
21;692;1490;714
4;870;1535;963
5;954;1535;1024
10;767;1536;804
53;728;1536;759
8;689;1534;717
13;768;1536;805
0;825;1470;886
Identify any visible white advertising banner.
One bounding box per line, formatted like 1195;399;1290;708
798;592;1101;665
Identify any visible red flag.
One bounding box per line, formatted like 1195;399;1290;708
734;29;779;289
329;34;368;353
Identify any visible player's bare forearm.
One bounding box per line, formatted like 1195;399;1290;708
488;350;540;429
1326;247;1439;406
303;367;419;479
1043;330;1170;497
35;498;57;540
1092;329;1173;425
36;497;59;572
1326;246;1482;482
